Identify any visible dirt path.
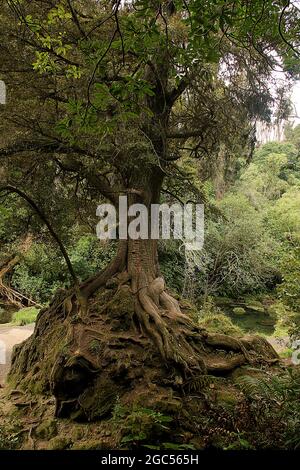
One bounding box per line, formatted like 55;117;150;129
266;336;290;354
0;324;34;385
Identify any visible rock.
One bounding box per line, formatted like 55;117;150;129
215;389;241;408
35;419;57;439
245;301;265;313
232;307;246;315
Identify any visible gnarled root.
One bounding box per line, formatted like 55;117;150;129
128;270;279;377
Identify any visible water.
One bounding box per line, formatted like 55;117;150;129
217;302;276;335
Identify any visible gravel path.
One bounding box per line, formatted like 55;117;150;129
0;324;34;385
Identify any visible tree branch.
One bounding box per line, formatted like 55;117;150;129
166;129;207;139
166;76;189;106
0;185;78;286
66;0;87;38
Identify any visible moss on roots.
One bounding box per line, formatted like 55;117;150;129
8;275;279;423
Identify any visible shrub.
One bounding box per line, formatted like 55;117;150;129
196;194;279;297
159;240;185;293
11;237;116;303
236;369;300;449
11;243;68;303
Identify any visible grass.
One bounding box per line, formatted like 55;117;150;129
12;307;39;326
280;348;293;359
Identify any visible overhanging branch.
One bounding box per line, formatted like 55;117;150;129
0;185;79;286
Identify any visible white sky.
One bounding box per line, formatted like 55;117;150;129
291;82;300;123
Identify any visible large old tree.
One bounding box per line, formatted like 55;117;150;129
0;0;299;420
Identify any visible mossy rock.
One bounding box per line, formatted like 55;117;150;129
245;301;265;313
48;436;72;450
232;307;246;315
198;313;242;337
35;419;57;439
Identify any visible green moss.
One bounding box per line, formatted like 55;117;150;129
12;307;39;325
35;419;57;439
215;389;240;409
48;436;72;450
154;399;182;414
70;428;85;441
272;322;289;338
198;313;243;337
